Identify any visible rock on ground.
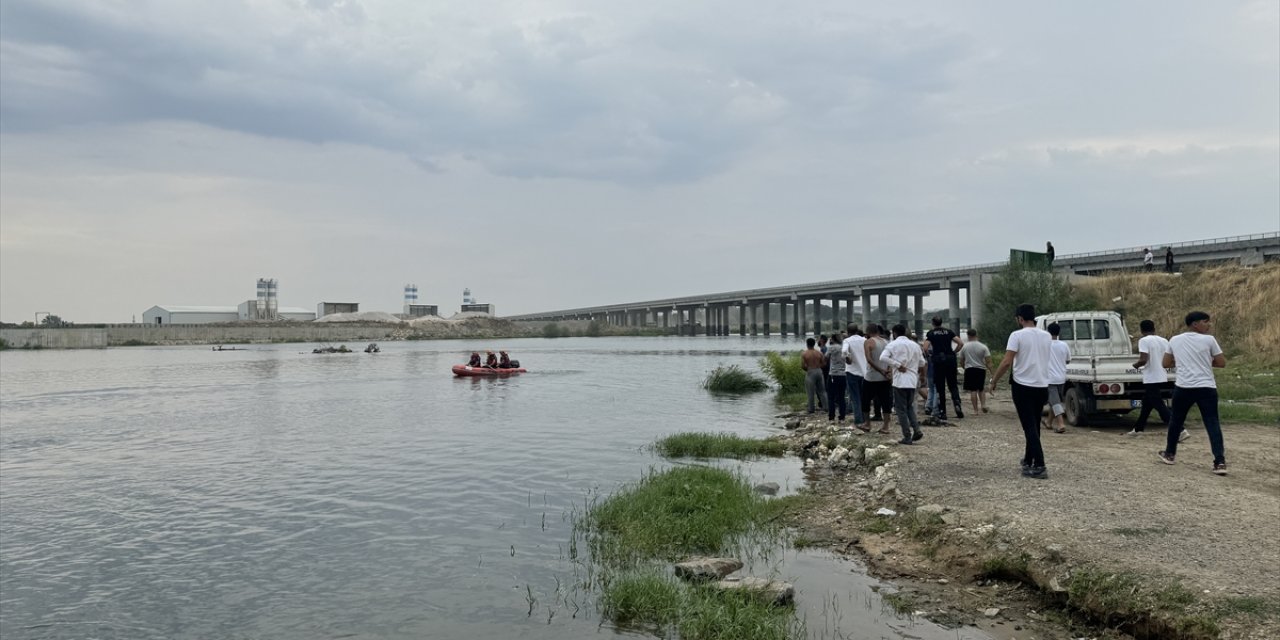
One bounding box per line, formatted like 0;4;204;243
674;557;743;581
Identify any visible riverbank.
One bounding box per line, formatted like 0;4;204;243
768;398;1280;639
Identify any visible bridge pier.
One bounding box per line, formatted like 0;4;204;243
914;294;924;338
763;302;772;336
949;286;961;332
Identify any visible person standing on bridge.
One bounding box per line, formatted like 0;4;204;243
1165;247;1176;273
1046;241;1055;265
801;337;828;415
990;303;1053;479
1158;311;1228;475
1143;247;1155;272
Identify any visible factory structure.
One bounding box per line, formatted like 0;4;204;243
140;280;495;324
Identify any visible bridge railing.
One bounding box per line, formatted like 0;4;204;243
507;231;1279;319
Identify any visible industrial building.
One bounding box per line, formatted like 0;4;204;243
142;304;315;325
317;302;359;317
401;284;439;317
141;278;316;325
460;288;494;315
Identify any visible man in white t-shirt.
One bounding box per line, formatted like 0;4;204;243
1128;319;1175;437
1143;248;1154;271
990;304;1053;479
881;324;927;445
842;324;869;430
1045;322;1071;433
1158;311;1228;475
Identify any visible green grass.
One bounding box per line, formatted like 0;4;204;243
582;465;773;562
703;365;770;393
881;592;917;616
577;466;801;640
902;510;946;541
760;352;805;395
979;552;1032;582
654;433;787;459
1066;568;1202;630
1212;595;1280;619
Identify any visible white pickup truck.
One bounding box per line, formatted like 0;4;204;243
1034;311;1174;426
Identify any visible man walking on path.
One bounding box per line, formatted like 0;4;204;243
960;329;992;414
1158;311;1228;475
882;324;926;445
990;304;1053;479
842;324;868;430
801;338;828;414
1045;322;1071;433
825;333;847;423
1128;319;1176;437
925;317;965;420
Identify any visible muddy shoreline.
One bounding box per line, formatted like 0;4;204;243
767;397;1279;640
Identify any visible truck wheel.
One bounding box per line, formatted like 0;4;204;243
1064;387;1086;427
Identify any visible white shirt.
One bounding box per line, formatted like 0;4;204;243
1137;334;1172;385
1047;340;1071;385
1144;250;1154;265
1170;331;1222;389
842;335;868;377
881;336;924;389
1006;326;1053;388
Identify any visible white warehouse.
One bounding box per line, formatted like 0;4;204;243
142;304;316;325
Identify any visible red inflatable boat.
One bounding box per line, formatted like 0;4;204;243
452;365;527;377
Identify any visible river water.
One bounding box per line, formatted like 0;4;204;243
0;337;992;640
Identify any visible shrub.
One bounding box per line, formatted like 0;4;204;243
542;322;564;338
979;260;1098;348
703;365;769;393
759;352;805;394
655;432;786;458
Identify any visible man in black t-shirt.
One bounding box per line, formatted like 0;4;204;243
924;317;965;420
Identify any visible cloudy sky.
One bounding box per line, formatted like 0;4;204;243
2;0;1277;323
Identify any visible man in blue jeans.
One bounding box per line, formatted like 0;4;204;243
842;324;868;430
1158;311;1228;475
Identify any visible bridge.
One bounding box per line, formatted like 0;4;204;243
505;232;1280;337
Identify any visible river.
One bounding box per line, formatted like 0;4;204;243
0;337;993;639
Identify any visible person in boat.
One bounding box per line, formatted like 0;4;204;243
484;350;499;368
468;352;482;367
498;351;512;368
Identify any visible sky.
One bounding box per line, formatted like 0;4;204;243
1;0;1278;323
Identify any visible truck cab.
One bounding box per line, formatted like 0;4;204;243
1035;311;1174;426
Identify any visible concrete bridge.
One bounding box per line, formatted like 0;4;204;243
505;232;1280;337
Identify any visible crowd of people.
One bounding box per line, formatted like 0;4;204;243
799;304;1229;480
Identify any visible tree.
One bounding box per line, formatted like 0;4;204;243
584;320;602;337
978;261;1097;349
40;315;71;327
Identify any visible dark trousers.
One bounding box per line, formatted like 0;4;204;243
893;387;920;439
1011;380;1048;468
1165;387;1225;464
863;380;892;420
1134;382;1172;430
826;374;847;420
932;355;961;417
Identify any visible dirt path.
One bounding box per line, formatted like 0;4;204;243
775;392;1280;639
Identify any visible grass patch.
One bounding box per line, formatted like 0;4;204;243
577;466;801;640
703;365;770;393
582;466;773;562
979;552;1032;582
654;433;786;459
760;352;805;411
600;570;683;628
881;592;917;616
903;511;946;541
1212;595;1280;619
1066;568;1202;630
857;513;896;535
1218;400;1280;424
757;491;823;525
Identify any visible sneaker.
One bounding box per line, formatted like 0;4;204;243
1022;466;1049;479
1124;429;1143;437
1178;430;1191;443
898;438;914;445
981;406;989;414
1020;458;1031;473
1157;451;1176;465
955;408;965;419
912;431;924;442
1212;463;1227;476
